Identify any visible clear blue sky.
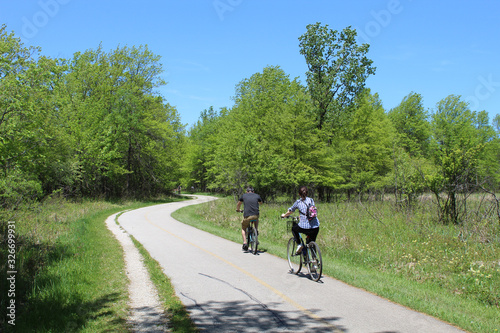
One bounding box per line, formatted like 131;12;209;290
1;0;499;128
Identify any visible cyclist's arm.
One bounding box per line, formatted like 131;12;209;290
282;199;299;217
281;210;293;218
236;200;243;212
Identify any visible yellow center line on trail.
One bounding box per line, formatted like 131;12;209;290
142;211;340;331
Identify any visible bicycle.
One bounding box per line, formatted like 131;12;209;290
246;218;258;255
237;210;259;254
284;216;322;281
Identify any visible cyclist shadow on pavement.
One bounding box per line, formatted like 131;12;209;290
242;249;268;255
189;274;340;332
183;298;345;332
289;271;325;283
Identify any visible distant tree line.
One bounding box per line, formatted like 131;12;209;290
182;23;500;224
1;23;499;224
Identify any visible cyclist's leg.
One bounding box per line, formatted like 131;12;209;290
303;227;319;244
241;217;251;249
292;224;307;254
291;223;302;244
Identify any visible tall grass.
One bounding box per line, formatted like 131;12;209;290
172;196;500;333
0;194;182;332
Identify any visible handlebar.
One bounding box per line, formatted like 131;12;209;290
281;215;300;222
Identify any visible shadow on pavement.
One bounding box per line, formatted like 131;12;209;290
184;298;345;332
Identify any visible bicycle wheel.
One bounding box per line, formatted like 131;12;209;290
248;226;258;254
307;242;323;281
287;237;302;274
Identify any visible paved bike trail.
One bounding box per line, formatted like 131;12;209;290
117;195;465;332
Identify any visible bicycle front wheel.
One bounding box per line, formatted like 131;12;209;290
287;237;302;274
248;227;258;254
307;242;323;281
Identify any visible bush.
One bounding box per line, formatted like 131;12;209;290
0;169;42;209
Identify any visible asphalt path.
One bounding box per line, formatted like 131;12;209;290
117;195;465;332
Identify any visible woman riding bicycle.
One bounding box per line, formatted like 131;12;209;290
281;186;319;255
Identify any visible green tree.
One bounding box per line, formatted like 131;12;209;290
203;66;321;198
388;92;432;207
183;106;227;191
493;114;500;133
1;26;184;202
0;26;64;206
388;92;430;157
428;95;492;224
390;146;431;209
474;110;500;189
492;114;500;188
334;89;394;198
62;44;182;197
298;22;376;132
106;45;170;196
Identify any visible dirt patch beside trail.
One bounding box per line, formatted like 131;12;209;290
106;213;170;332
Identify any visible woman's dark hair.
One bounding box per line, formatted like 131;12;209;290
299;186;308;198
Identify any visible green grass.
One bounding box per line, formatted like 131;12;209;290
171;196;500;333
0;195;187;332
15;209;130;332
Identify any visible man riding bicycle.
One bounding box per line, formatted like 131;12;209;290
236;186;262;251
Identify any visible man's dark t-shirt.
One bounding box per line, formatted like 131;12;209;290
239;192;262;217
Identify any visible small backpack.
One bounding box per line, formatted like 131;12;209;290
302;200;317;220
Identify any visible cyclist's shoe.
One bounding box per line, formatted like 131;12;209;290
242;243;248;251
295;244;304;255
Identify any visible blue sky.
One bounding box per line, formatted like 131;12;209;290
1;0;499;128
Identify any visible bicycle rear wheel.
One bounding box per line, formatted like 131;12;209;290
307;242;323;281
248;226;258;254
287;237;302;274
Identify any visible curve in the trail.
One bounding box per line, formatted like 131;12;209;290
117;195;466;333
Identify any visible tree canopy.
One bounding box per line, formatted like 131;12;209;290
299;23;376;132
1;25;184;204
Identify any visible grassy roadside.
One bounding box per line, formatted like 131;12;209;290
171;196;500;333
0;195;189;332
14;207;131;332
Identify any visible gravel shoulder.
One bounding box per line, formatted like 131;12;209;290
105;213;170;332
